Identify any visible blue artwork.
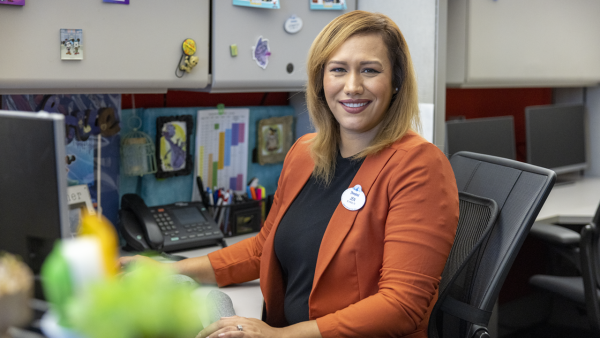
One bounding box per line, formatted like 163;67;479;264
1;94;121;227
252;36;271;69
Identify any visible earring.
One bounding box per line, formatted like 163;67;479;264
395;87;399;92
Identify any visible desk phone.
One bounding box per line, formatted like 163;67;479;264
120;194;224;252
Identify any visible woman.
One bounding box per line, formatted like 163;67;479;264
122;10;458;338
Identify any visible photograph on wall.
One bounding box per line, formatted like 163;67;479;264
310;0;346;10
60;29;84;60
1;94;122;227
233;0;279;9
156;115;193;178
103;0;129;4
257;115;293;165
0;0;25;6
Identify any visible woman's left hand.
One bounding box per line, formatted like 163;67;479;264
197;316;282;338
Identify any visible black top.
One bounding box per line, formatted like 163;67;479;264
273;152;364;325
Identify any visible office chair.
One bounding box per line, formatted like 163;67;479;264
429;151;556;338
529;203;600;335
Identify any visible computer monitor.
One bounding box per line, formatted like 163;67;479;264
0;110;70;275
445;116;516;160
525;104;586;175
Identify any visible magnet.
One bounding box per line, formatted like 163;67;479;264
284;15;303;34
230;44;238;57
252;36;271;70
182;39;197;56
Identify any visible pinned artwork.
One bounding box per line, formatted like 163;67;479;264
0;0;25;5
252;36;271;70
60;29;83;61
257;115;293;165
310;0;346;10
156;115;193;178
233;0;279;9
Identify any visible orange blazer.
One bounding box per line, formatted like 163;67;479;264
208;131;459;338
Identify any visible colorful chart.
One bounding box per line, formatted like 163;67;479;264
196;109;249;192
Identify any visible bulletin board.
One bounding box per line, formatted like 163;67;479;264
0;0;209;94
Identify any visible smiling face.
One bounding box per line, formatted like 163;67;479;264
323;33;394;141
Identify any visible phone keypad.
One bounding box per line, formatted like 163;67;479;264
152;212;213;242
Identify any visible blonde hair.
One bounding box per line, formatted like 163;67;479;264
306;10;420;184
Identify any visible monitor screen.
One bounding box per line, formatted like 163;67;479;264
446;116;516;160
525;104;586;174
0;110;69;275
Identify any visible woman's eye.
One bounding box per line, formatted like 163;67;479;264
330;68;346;73
363;68;380;74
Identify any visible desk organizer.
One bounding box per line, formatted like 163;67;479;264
212;199;263;237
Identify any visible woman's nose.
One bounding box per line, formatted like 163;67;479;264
344;71;363;96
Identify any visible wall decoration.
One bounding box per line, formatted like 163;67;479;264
195;108;249;192
0;0;25;6
1;94;122;227
310;0;346;10
233;0;279;9
156;115;193;178
252;36;271;69
60;29;83;61
257;115;293;165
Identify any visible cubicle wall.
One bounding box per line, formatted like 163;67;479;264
0;0;210;94
210;1;356;92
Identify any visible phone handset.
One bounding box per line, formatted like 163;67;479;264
121;194;164;251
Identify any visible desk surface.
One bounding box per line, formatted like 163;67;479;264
536;176;600;221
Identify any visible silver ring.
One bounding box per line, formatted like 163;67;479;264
237;324;243;331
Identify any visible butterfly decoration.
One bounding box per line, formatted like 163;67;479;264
252;36;271;69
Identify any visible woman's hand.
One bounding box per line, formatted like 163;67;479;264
118;254;162;270
197;316;282;338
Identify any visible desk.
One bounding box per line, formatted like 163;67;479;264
536;176;600;222
177;232;263;321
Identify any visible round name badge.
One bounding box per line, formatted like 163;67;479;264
341;185;366;211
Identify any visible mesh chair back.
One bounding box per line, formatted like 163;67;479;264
428;192;499;338
436;151;555;337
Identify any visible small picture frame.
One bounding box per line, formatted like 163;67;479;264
60;29;83;61
67;184;95;236
257;115;293;165
156;115;193;178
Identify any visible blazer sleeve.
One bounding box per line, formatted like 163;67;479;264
207;135;306;286
316;143;459;337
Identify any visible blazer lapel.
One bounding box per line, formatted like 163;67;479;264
313;146;397;289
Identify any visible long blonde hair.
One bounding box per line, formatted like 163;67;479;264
306;10;420;184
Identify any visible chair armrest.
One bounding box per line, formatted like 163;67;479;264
529;222;581;246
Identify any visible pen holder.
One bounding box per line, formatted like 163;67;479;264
212;199;263;237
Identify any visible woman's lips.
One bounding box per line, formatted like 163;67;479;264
339;100;371;114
